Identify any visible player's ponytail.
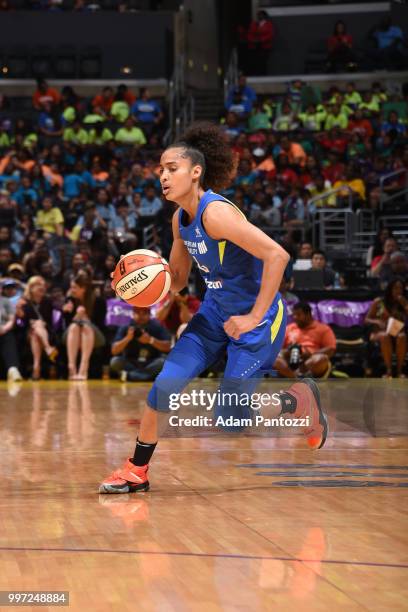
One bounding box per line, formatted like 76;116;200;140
170;122;237;192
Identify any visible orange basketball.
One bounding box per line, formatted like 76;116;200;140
112;249;171;307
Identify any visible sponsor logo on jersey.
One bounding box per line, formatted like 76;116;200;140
197;240;208;255
117;269;149;294
204;278;223;289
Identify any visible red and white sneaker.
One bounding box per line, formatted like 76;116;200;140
286;378;328;450
99;459;149;494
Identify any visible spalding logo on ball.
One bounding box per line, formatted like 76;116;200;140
112;249;171;307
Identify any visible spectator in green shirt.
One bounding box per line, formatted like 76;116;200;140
0;131;10;148
298;104;326;131
324;104;348;130
371;81;388;105
88;123;114;146
110;87;131;123
115;118;147;146
83;111;104;125
110;101;130;123
344;82;362;109
63;121;88;145
273;102;299;132
248;101;271;131
335;94;354;118
359;92;380;115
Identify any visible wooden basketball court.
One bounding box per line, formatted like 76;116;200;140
0;380;407;611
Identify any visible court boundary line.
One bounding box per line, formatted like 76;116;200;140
0;546;406;570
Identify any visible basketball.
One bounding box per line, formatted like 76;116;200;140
112;249;171;307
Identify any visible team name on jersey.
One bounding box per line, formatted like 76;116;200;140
184;239;208;255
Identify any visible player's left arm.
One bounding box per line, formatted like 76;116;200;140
203;202;290;339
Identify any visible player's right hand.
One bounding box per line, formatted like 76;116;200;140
111;255;125;276
110;255;125;288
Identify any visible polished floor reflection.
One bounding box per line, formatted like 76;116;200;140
0;380;407;611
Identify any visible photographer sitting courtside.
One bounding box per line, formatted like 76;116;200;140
274;302;336;378
110;306;171;382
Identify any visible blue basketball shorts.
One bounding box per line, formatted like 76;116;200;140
147;296;287;414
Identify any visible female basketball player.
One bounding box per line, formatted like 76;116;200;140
100;123;327;494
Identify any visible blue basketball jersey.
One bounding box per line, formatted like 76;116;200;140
178;189;281;316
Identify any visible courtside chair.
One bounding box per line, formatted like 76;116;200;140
0;47;6;76
30;46;53;79
9;0;26;8
62;0;76;9
6;45;29;78
79;46;102;78
55;46;77;79
100;0;116;9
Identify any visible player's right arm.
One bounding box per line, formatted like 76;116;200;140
169;209;192;292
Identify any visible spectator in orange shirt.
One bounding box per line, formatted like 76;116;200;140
32;79;61;111
280;135;306;168
347;108;374;140
254;147;276;179
274;302;336;378
92;86;114;116
41;162;64;188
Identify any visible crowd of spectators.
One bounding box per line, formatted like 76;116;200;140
222;73;408;377
0;73;406;380
224;75;407;228
327;17;407;72
0;79;174;381
237;12;407;75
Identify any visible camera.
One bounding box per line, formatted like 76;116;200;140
129;323;143;338
289;344;302;370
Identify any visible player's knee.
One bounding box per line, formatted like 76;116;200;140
147;369;188;413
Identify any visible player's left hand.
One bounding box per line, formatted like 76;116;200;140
223;314;260;340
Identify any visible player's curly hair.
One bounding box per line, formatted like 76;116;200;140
168;122;237;192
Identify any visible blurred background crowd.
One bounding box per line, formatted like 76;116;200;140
0;0;407;381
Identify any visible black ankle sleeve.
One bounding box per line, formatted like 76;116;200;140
131;438;157;466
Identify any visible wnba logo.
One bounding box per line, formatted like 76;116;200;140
119;260;126;276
